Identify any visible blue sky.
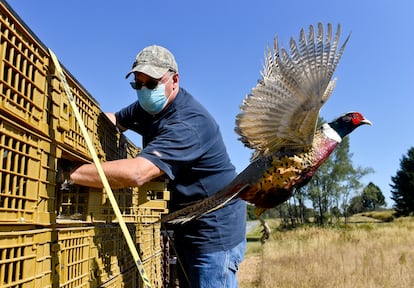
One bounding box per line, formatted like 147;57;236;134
5;0;414;207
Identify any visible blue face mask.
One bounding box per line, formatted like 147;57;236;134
136;84;168;115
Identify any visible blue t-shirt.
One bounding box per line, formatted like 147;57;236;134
115;87;246;253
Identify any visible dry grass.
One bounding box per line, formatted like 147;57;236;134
239;216;414;288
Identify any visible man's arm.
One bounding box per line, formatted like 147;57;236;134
70;156;164;189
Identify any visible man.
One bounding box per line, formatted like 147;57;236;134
69;45;246;287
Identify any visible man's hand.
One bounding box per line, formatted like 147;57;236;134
56;159;83;190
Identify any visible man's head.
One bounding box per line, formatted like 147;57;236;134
126;45;180;114
125;45;178;79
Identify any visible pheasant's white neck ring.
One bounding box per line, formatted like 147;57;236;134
322;123;342;143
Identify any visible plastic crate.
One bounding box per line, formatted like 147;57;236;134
98;257;161;288
1;3;168;287
95;114;141;162
87;187;138;223
118;267;140;288
83;136;144;223
87;179;169;224
0;115;56;225
56;176;168;224
53;224;163;288
109;251;162;288
137;179;170;217
0;2;50;136
86;174;166;224
95;113;121;162
0;228;52;288
138;180;170;203
89;224;136;282
56;184;89;222
122;134;141;160
136;222;162;262
88;223;163;288
48;72;102;160
141;251;163;288
53;226;93;288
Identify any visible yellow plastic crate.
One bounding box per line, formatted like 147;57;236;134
118;267;140;288
53;224;163;288
0;3;169;287
56;176;168;224
86;174;166;224
49;73;102;160
95;113;121;161
0;2;50;136
89;223;162;288
141;251;163;288
137;179;170;218
87;187;138;223
97;257;162;288
136;222;162;262
89;223;136;285
0;224;164;288
122;134;141;159
0;115;56;225
99;274;124;288
56;185;89;222
106;253;162;288
95;115;141;162
138;180;170;203
53;226;94;288
0;228;52;288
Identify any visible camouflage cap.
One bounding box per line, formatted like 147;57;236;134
125;45;178;79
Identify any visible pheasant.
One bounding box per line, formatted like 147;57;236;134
162;23;371;242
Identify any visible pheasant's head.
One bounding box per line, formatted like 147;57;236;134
328;112;372;138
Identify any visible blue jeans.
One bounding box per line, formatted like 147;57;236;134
176;239;246;288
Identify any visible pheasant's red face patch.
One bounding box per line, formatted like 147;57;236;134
351;112;364;125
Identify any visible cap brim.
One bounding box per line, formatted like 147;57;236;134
125;64;168;79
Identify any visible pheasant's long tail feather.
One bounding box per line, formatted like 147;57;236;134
162;184;249;224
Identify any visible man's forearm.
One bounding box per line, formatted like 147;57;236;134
70;157;164;189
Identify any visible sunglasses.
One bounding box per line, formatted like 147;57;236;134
130;71;175;90
130;78;159;90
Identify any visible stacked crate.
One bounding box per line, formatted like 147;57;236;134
0;1;169;287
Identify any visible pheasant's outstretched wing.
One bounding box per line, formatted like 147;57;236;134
236;23;350;159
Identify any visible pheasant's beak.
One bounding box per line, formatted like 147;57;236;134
362;118;372;125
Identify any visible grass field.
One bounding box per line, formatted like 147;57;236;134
239;212;414;288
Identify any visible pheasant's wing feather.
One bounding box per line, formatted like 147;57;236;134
236;23;350;159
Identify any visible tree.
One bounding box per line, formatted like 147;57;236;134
361;182;386;210
391;147;414;216
347;182;385;215
347;195;364;214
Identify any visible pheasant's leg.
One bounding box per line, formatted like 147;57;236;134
258;215;271;243
254;207;271;243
